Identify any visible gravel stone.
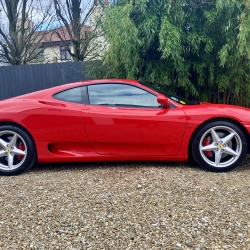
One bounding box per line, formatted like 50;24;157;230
1;156;250;249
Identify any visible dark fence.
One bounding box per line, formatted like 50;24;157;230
0;61;92;100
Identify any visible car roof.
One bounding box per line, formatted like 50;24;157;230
5;79;158;101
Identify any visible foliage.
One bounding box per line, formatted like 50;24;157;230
99;0;250;106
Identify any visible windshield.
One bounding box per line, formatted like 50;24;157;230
140;82;198;105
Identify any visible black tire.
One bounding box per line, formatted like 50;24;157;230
0;125;36;175
192;120;248;172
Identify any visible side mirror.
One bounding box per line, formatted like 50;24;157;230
157;94;170;108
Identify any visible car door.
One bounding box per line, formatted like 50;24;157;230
81;83;187;156
27;86;92;157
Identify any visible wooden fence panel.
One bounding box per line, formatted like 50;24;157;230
0;62;91;100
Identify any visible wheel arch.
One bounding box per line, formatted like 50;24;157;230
188;117;250;158
0;121;37;154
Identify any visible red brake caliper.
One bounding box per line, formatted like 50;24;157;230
203;138;212;157
17;143;25;161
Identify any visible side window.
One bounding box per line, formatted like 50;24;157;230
53;86;88;104
88;83;159;107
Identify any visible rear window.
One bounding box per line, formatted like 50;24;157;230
53;86;88;104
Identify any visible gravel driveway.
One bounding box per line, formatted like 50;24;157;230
1;157;250;249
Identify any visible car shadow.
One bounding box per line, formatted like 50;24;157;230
27;160;204;175
27;153;250;175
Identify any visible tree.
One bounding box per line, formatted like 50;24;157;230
100;0;250;106
0;0;54;65
53;0;107;61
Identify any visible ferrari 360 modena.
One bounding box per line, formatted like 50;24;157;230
0;79;250;175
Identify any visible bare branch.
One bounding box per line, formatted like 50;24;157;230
66;0;73;24
53;0;73;39
53;0;106;62
0;0;54;65
81;4;95;26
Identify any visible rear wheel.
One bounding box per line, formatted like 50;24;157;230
192;121;247;172
0;125;36;175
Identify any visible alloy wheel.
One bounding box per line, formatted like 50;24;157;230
199;126;242;168
0;131;27;171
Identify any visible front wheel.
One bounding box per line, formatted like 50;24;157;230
192;121;248;172
0;125;36;175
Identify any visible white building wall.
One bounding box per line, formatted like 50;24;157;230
41;46;73;63
87;5;108;60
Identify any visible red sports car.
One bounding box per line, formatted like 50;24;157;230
0;79;249;175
